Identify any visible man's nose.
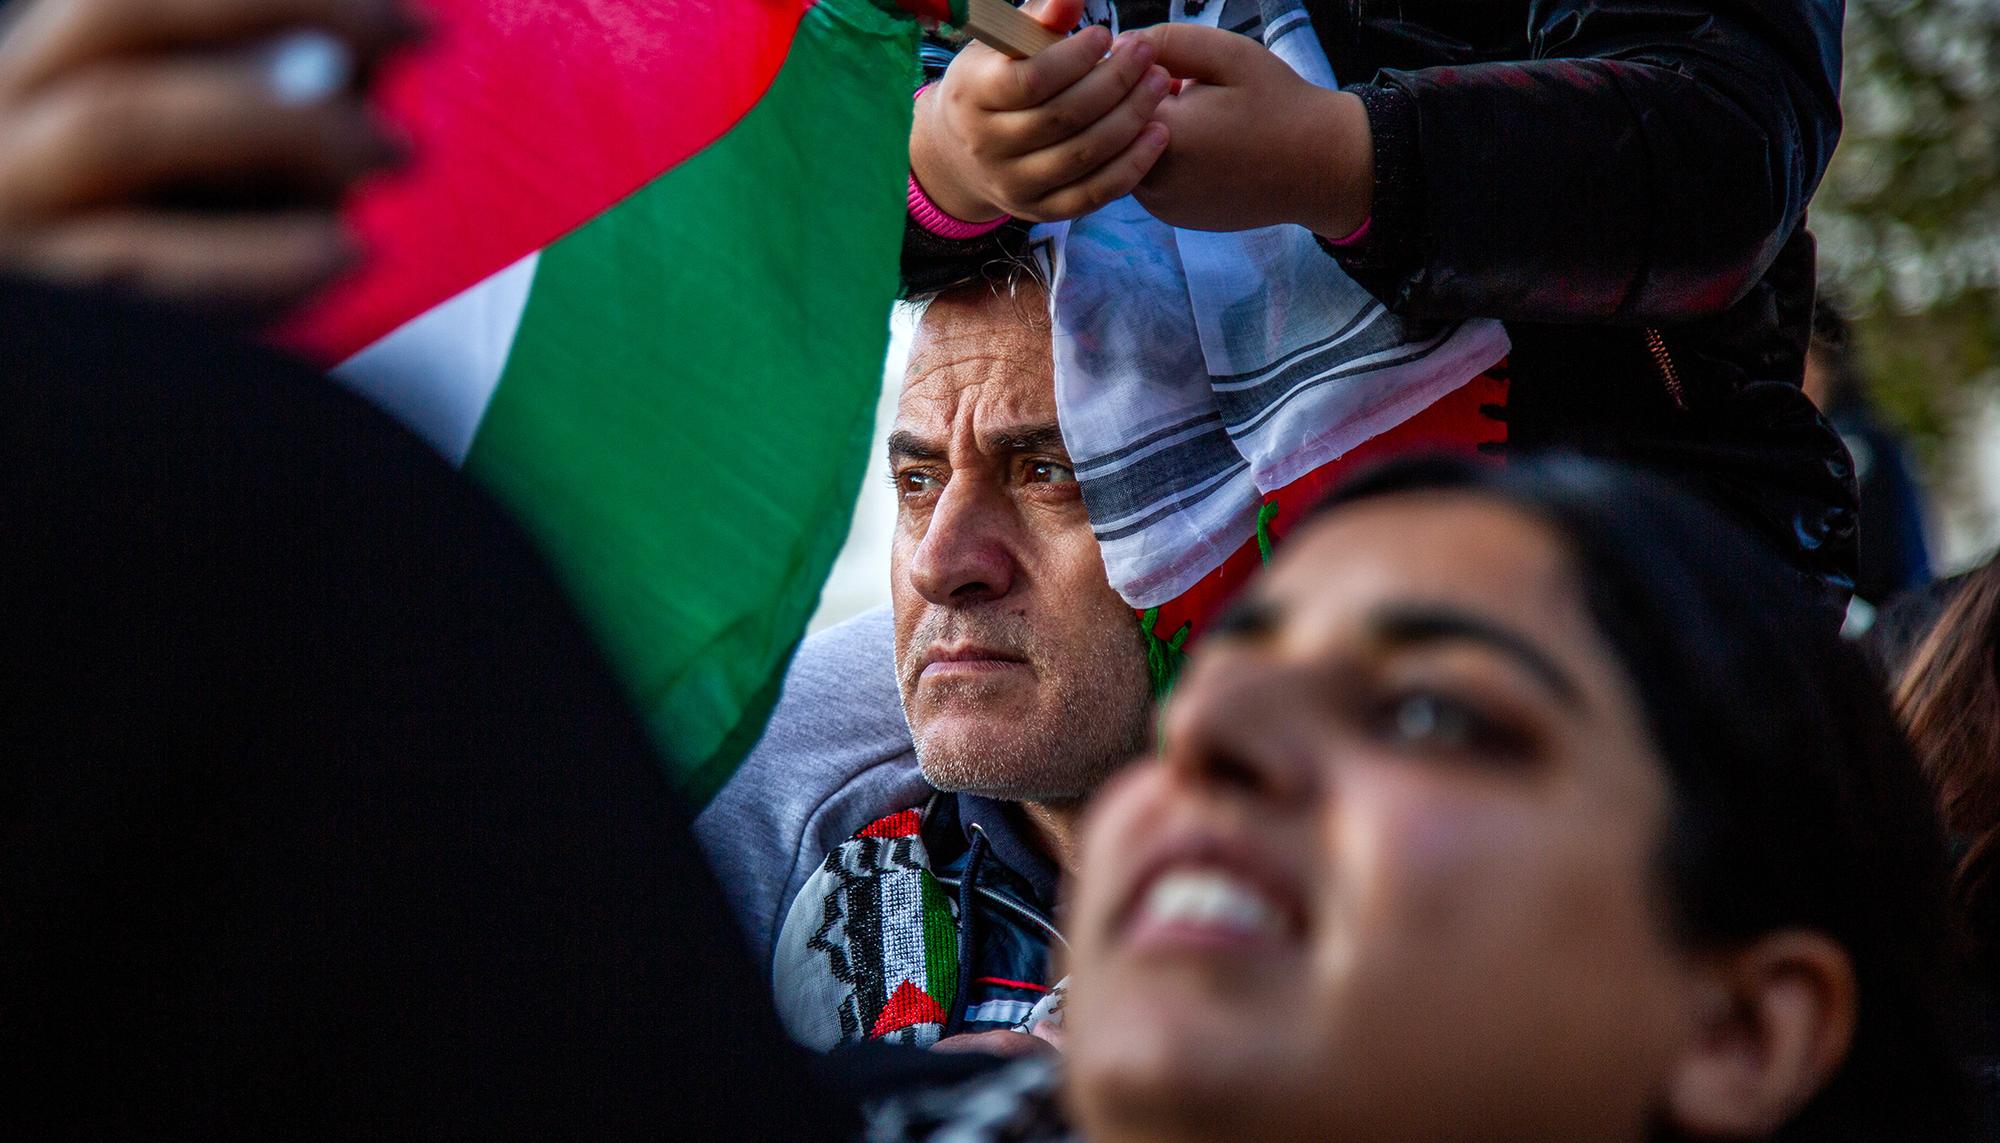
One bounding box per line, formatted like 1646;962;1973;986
1158;653;1321;806
908;477;1018;606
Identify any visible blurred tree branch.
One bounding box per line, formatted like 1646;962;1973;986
1815;0;1999;474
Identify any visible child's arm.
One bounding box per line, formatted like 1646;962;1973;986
1128;0;1842;324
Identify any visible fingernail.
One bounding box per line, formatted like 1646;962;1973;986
260;30;354;106
1145;69;1170;97
1144;122;1168;147
1132;39;1156;65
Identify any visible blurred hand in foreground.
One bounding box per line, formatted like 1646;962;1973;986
0;0;422;315
930;1029;1057;1058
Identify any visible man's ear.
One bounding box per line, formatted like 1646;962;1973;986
1664;931;1857;1138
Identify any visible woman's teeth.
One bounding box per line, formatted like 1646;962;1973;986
1138;868;1286;938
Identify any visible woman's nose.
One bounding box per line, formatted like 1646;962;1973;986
1158;650;1322;806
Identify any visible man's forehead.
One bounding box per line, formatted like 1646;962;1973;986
897;298;1056;432
889;391;1067;461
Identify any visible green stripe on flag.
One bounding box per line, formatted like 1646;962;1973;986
920;871;960;1014
467;0;919;804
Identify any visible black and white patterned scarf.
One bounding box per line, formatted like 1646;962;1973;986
1036;0;1509;608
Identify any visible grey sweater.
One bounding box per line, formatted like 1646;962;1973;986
694;607;931;973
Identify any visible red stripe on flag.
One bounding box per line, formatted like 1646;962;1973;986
858;810;922;839
287;0;814;361
974;976;1050;993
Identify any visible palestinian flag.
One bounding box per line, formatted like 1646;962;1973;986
290;0;925;803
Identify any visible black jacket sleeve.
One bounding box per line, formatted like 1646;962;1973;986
1331;0;1843;324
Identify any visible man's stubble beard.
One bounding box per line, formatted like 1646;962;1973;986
903;608;1153;804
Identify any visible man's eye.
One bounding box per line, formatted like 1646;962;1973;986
896;470;941;496
1025;460;1076;485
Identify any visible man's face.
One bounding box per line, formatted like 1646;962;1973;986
1065;492;1698;1142
889;285;1150;803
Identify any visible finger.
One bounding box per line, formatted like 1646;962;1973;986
1122;23;1255;86
1021;0;1085;33
0;0;420;97
1024;120;1167;221
964;19;1110;112
5;210;355;313
0;57;401;214
989;35;1160;153
1011;63;1168;194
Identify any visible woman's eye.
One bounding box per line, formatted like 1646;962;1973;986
1382;692;1493;753
1025;460;1076;485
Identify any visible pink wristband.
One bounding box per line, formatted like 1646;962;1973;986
908;82;1011;240
1324;215;1373;248
908;173;1011;239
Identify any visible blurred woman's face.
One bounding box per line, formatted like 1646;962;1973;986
1065;493;1699;1143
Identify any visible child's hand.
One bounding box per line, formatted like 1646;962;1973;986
1124;23;1372;237
910;0;1172;224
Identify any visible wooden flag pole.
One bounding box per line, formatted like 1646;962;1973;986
961;0;1061;58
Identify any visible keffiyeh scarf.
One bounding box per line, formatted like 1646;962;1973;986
1037;0;1510;645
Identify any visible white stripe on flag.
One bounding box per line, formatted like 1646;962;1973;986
964;998;1037;1026
334;252;540;464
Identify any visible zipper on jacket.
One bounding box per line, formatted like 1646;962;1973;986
931;873;1068;947
1644;327;1688;410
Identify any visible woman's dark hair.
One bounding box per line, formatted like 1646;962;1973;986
1862;569;1972;683
1311;454;1972;1143
1889;555;2000;975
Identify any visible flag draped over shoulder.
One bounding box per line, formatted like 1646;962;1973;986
290;0;923;804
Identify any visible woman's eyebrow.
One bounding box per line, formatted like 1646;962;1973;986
1209;596;1281;641
1369;604;1584;707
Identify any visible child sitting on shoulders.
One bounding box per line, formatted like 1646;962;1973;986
904;0;1854;630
